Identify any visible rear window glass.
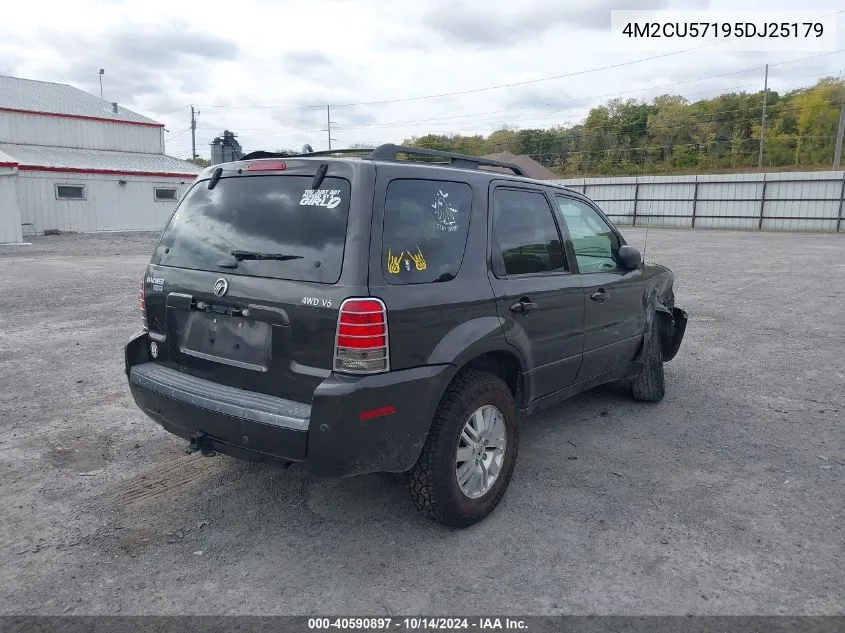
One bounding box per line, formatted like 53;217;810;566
153;175;350;283
382;179;472;284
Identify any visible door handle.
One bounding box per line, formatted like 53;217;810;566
510;298;537;313
590;289;609;303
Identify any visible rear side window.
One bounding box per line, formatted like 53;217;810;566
154;175;350;283
382;179;472;284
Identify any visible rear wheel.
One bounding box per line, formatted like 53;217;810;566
631;315;665;402
409;370;518;528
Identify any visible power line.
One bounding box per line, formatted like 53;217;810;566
189;14;843;111
182;63;842;140
329;68;845;132
152;105;189;117
193;45;740;112
421;99;845;151
182;83;841;144
165;128;192;140
523;134;837;163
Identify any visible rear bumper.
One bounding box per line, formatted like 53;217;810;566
125;331;453;477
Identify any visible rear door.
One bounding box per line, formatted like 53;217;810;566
142;159;374;404
552;194;645;381
487;183;584;402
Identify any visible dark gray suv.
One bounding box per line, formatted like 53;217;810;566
125;144;687;527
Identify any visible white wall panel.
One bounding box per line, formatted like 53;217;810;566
584;184;637;201
0;112;163;153
696;181;763;200
595;200;634;220
765;179;841;201
548;171;844;232
638;182;696;200
761;217;838;232
763;200;840;219
17;172;188;233
636;214;693;228
638;199;696;218
695;200;760;218
0;170;23;243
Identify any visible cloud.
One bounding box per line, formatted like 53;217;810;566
115;26;239;66
1;0;832;159
500;88;579;112
29;23;239;107
419;0;685;47
283;51;334;71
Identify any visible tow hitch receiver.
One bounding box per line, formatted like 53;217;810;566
186;431;217;457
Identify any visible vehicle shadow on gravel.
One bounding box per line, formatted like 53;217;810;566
100;381;639;551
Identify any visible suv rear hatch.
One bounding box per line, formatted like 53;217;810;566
142;159;372;403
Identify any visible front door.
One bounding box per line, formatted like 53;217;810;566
552;194;645;381
487;184;584;402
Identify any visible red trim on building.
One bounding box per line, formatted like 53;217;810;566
0;107;164;128
18;165;198;178
0;161;19;168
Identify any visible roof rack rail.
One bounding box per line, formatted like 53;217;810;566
367;144;527;177
238;144;527;177
238;150;291;160
239;149;371;161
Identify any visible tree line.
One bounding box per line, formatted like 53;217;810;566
402;77;845;176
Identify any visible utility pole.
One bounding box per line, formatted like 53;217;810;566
758;63;768;170
834;88;845;169
190;105;199;160
327;105;332;150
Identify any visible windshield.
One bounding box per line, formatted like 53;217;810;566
153;175;351;283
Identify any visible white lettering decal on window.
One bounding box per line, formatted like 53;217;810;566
300;189;342;208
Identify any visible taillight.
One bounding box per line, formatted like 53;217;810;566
334;298;389;373
140;277;148;330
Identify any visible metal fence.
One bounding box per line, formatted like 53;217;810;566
550;171;845;232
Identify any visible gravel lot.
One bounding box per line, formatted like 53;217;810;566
0;228;843;615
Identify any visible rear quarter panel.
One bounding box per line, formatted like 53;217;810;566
366;165;504;371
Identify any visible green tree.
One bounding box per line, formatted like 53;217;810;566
398;76;843;176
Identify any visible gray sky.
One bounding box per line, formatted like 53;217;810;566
1;0;843;159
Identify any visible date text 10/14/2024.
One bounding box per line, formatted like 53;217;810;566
307;617;528;631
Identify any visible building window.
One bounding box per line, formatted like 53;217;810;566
154;187;178;201
55;184;86;200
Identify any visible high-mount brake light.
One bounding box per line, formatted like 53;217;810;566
333;298;389;374
246;160;287;171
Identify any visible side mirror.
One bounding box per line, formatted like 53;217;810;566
617;245;642;270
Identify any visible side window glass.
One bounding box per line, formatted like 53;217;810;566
382;179;472;284
554;197;620;273
492;189;567;276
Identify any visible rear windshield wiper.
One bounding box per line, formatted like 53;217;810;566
230;250;304;262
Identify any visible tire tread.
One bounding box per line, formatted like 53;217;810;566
409;369;517;527
631;316;665;402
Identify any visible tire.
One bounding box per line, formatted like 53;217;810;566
409;369;518;528
630;314;665;402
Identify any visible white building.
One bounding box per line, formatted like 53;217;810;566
0;75;201;244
